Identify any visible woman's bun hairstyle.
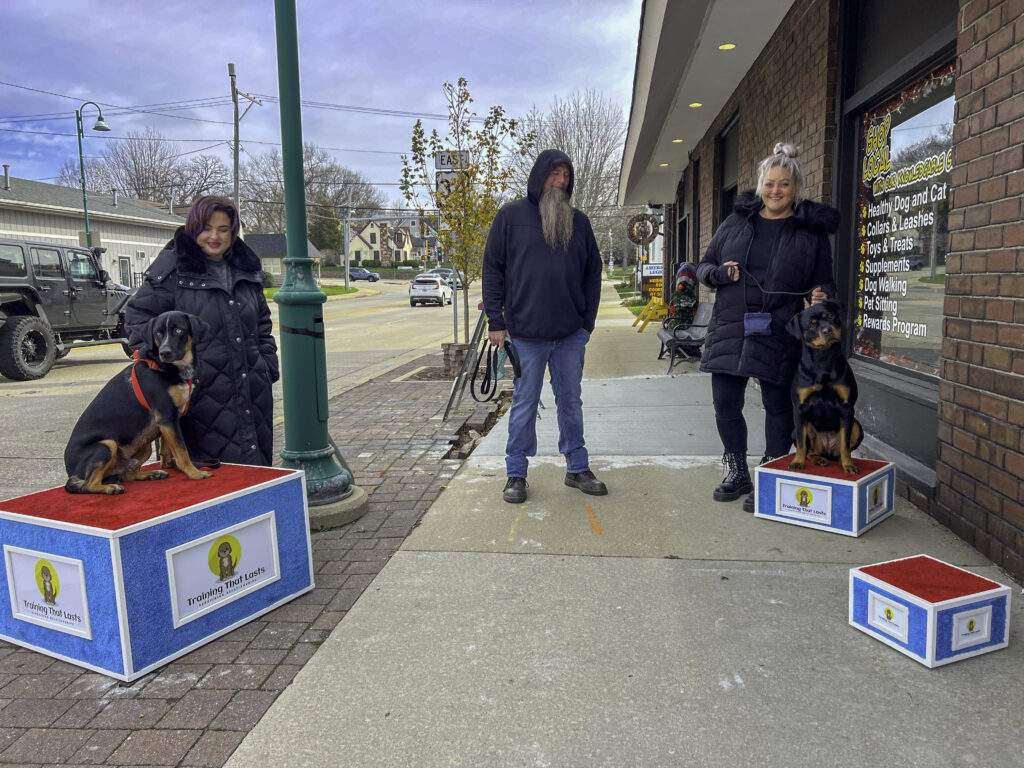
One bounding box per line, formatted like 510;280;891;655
773;142;799;158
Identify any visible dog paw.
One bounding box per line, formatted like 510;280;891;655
812;456;829;466
147;470;170;481
789;460;804;470
107;484;125;495
842;462;859;475
190;470;214;480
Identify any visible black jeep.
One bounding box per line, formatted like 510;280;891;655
0;239;134;380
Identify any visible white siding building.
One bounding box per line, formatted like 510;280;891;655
0;173;183;287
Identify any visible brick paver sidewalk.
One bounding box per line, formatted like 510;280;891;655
0;353;506;768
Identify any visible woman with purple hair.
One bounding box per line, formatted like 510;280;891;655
125;195;279;466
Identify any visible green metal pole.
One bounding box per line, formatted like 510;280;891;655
75;109;93;249
272;0;354;506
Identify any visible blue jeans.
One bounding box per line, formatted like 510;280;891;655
505;329;590;478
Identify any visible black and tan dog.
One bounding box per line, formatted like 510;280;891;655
64;310;213;494
786;300;863;475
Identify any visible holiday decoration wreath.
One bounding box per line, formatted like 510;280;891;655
627;213;660;245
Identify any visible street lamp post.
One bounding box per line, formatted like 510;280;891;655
75;101;110;249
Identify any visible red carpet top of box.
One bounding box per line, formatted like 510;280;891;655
0;464;293;530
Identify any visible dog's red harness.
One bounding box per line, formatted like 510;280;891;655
131;351;194;416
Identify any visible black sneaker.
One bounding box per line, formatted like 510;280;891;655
564;470;608;496
503;477;528;504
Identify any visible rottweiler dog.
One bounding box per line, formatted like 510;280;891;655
64;310;213;494
786;300;863;475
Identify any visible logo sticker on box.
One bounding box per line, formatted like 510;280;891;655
776;479;833;524
4;545;91;640
867;590;908;642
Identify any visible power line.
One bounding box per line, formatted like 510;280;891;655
0;97;230;125
0;81;232;125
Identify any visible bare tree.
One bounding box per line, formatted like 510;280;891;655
56;157;114;194
178;154;231;202
240;143;387;237
103;127;184;201
56;128;228;205
515;90;640;255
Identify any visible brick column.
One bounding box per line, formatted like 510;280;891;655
938;0;1024;580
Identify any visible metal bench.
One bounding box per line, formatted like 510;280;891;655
656;302;713;373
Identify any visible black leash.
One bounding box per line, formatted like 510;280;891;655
470;337;520;402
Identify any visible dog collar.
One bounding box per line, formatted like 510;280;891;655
131;351;194;415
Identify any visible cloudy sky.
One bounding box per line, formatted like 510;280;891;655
1;0;642;206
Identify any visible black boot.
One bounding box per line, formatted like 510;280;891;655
713;452;752;502
743;455;784;512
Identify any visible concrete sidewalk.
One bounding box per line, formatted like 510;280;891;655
226;285;1024;767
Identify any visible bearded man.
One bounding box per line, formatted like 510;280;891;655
482;149;606;503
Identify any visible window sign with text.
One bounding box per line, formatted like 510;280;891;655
854;63;954;376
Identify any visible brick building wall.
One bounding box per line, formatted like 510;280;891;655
937;0;1024;581
690;0;838;255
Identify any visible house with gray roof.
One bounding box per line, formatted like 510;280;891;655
243;233;325;286
0;169;183;287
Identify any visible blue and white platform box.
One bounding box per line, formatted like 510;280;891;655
849;554;1011;667
0;464;313;681
753;455;895;537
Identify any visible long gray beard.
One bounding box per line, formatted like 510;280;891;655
540;188;574;250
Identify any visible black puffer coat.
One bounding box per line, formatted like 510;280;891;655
696;192;839;386
125;228;279;465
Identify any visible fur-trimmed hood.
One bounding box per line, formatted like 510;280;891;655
733;190;840;234
166;226;264;275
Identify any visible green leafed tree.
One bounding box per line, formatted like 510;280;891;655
307;211;342;253
400;77;533;341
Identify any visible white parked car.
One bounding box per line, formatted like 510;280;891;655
409;275;453;306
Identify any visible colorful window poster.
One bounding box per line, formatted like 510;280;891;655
854;62;954;376
4;545;92;640
166;512;281;628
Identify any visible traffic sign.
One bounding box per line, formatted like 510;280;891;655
434;150;471;170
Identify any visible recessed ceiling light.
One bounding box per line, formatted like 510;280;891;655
672;139;683;143
659;163;669;167
718;43;736;50
688;102;702;108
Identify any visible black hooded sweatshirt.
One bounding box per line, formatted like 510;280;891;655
696;190;839;386
482;149;604;340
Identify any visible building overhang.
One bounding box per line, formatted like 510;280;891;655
618;0;796;206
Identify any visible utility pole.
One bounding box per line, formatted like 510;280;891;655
608;229;613;278
227;63;262;214
229;63;240;210
342;189;352;290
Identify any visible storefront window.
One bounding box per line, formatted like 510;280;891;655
853;63;954;376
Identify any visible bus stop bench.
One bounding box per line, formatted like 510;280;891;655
656;302;713;373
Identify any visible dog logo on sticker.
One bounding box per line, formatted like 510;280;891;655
884;607;894;621
967;619;977;633
35;560;59;605
797;488;813;507
208;536;241;582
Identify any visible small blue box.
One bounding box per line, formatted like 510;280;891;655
850;555;1011;667
1;465;313;681
753;455;895;537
